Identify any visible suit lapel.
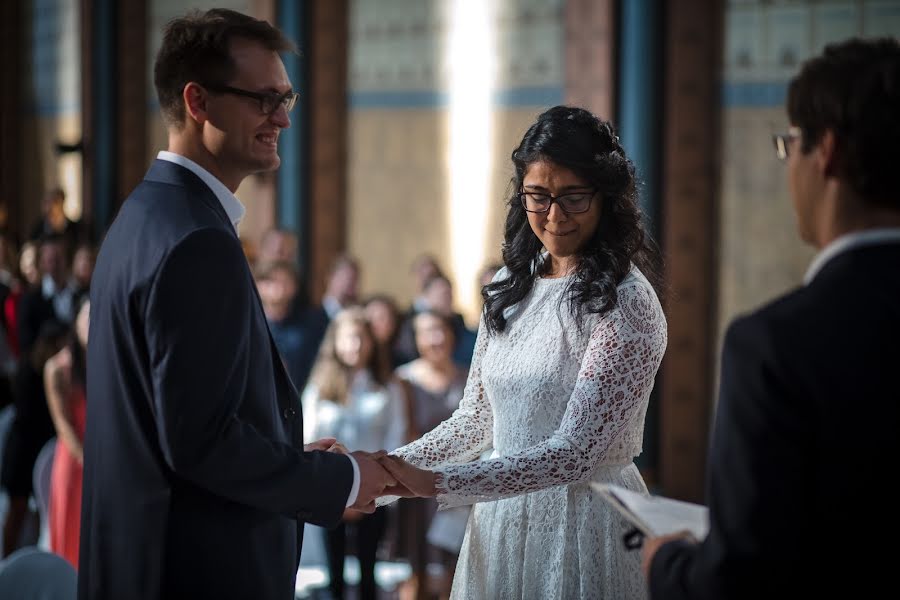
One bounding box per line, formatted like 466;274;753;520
143;160;236;237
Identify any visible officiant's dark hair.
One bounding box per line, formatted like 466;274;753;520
482;106;663;334
788;37;900;208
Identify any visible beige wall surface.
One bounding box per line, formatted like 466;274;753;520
716;106;815;339
346;0;564;325
717;0;898;346
347;107;545;324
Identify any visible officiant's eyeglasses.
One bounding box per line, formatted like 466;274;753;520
772;126;802;160
203;84;300;116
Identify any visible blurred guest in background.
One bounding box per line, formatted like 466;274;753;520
303;307;406;600
257;226;299;267
396;273;475;368
395;311;468;600
321;254;360;320
45;298;90;568
409;254;443;314
28;188;90;254
1;318;68;556
17;241;41;290
364;294;404;376
69;244;95;307
256;260;328;392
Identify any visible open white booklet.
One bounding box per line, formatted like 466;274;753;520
591;483;710;541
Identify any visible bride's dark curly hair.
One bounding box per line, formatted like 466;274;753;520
483;105;662;334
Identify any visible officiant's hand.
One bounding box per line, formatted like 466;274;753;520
376;455;438;498
640;531;694;579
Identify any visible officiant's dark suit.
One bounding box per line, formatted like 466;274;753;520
645;38;900;599
78;10;359;600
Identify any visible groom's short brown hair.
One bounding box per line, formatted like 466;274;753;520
153;8;296;128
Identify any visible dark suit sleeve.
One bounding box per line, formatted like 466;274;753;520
145;228;352;527
649;315;814;600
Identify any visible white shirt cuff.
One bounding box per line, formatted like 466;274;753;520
344;454;360;508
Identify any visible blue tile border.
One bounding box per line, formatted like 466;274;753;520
722;81;788;108
348;85;564;109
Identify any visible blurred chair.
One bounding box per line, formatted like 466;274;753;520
0;405;14;530
0;546;76;599
32;438;56;548
0;404;13;464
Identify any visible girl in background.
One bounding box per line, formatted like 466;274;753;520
303;307;406;600
45;298;90;567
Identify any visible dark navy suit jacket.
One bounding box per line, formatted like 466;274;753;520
79;160;353;599
649;242;900;599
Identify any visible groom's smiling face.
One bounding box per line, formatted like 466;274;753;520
200;37;293;182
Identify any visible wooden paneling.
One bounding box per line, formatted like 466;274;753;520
564;0;615;120
308;0;349;302
0;1;24;239
660;0;724;501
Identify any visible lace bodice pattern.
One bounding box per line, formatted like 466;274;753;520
391;266;667;510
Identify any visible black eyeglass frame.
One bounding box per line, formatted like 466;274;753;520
203;84;300;116
518;189;598;214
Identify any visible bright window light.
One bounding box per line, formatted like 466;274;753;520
445;0;496;322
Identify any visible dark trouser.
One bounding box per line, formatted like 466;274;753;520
324;507;386;600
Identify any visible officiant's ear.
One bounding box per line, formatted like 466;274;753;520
623;527;644;550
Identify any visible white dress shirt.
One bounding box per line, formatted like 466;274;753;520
157;151;246;233
804;228;900;284
156;151;361;508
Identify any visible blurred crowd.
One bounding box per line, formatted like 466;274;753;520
0;191;501;600
0;187;95;569
251;227;500;600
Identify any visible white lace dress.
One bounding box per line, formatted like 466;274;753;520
385;266;667;599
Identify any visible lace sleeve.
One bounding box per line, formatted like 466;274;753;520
434;280;667;509
390;315;494;468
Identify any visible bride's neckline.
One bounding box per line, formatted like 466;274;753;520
536;271;575;283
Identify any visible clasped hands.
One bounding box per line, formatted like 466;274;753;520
304;438;437;514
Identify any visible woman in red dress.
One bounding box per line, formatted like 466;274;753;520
44;298;89;567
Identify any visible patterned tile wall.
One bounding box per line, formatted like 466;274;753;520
347;0;565;321
717;0;899;342
22;0;81;226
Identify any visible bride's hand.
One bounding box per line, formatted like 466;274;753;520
377;455;438;498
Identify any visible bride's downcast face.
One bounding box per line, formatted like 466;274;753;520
523;160;602;270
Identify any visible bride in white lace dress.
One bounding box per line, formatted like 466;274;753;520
378;106;667;599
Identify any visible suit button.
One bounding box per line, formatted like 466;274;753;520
283;407;296;419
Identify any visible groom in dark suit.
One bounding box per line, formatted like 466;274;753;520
642;37;900;599
80;9;396;599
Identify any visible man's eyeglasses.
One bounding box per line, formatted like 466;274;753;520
204;84;300;116
772;126;802;160
519;190;596;214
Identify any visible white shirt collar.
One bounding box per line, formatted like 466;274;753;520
157;151;246;234
804;227;900;284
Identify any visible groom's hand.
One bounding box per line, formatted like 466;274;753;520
303;437;337;452
349;450;397;513
377;455;438;497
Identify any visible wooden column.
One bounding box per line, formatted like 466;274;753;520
307;0;349;303
660;0;724;502
564;0;615;120
0;1;24;239
81;0;146;236
117;1;147;205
